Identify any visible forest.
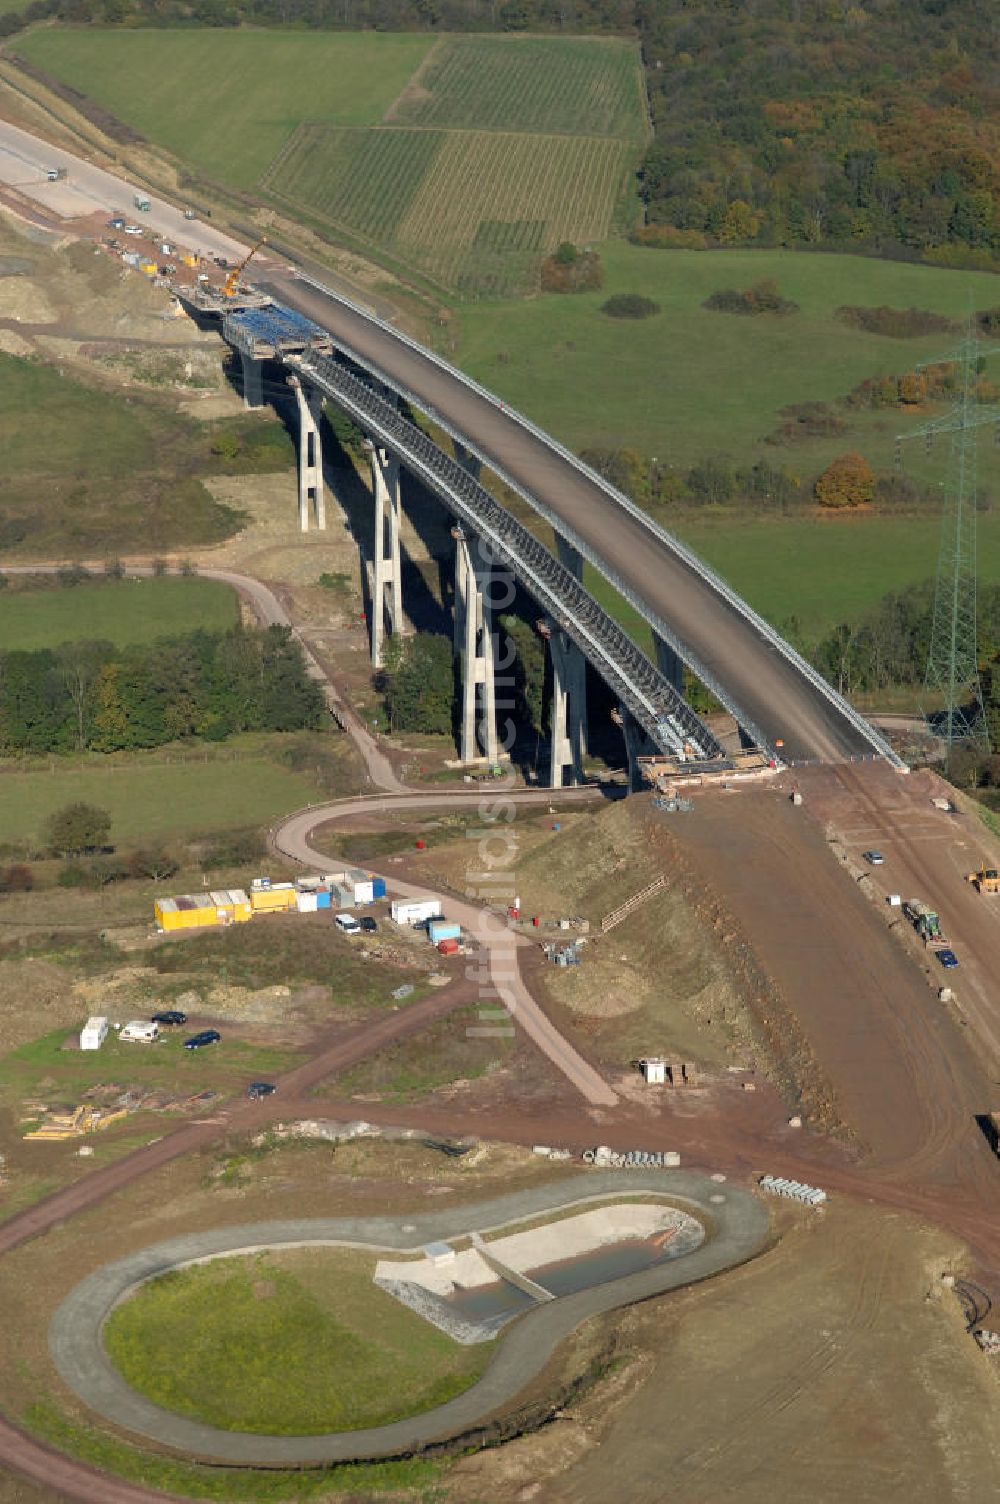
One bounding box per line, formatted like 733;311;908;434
0;625;325;755
4;2;997;262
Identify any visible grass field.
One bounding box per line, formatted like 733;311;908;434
0;1024;300;1109
0;577;238;650
335;1003;512;1102
0;352;241;557
104;1247;489;1434
0;748;322;846
14;30;434;186
18;28;646;295
459;243;1000;472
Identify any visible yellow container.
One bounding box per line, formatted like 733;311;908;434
155;894;221;931
250;884;297;914
210;889;253;923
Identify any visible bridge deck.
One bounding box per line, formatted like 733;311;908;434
259;272;891;766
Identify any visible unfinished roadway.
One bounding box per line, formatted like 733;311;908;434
259;270;895;769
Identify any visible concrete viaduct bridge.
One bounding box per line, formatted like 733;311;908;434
187;272;900;785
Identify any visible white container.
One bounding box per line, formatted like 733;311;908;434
80;1016;108;1051
391;897;443;927
352;880;375;905
296;892;319;913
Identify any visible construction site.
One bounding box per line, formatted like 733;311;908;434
0;75;1000;1504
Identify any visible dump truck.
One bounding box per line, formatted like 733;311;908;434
902;899;947;946
966;866;1000;894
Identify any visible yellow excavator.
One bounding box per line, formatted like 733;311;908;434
966;865;1000;893
222;235;266;297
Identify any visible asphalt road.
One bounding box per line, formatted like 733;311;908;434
260;270;886;767
0;116;245;262
49;1173;769;1465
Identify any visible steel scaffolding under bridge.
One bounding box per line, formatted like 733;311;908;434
289;344;725;762
223;304;332;359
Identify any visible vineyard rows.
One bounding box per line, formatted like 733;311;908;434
266;124;629;295
388;36;646;141
267;125;443;245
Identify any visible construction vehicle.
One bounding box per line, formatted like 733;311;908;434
223;236;266;297
133;193;151;213
902;898;947;947
966;866;1000;894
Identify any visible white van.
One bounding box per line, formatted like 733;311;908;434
119;1020;159;1044
334;912;361;935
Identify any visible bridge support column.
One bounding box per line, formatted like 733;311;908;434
454;441;481;480
368;444;402;670
455;531;498;766
547;625;587;789
290;378;326;533
240;352;263;411
556;536;584;582
621;708;656;793
652;632;685;694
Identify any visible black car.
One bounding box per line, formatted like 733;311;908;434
183;1029;220;1050
359;916;378;933
151;1010;187;1027
247;1082;276;1101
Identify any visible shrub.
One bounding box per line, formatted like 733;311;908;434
704;279;798;316
540;246;604;294
57;863;87;888
104;558;126;579
0;863;33;893
318;571;350;593
601;294;661;320
45;803;111;856
630;225;708;250
979;306;1000;336
126;847;179;882
151;557;169;576
835;305;956;338
766;402;848;445
200;828;266;869
57;564;91;588
814;453;875;509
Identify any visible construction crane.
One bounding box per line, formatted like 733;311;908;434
222;236;266;297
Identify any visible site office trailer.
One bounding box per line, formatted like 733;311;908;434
391;897;444;926
250;882;297;914
155;889;251;931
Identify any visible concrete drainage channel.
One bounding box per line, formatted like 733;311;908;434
50;1170;770;1467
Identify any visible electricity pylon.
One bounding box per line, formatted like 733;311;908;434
896;312;1000;752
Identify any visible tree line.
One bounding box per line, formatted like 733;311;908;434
813;581;1000;700
0;625;324;756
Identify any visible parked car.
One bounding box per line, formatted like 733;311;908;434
151;1010;187;1027
936;949;959;969
335;912;361;935
862;850;885;866
246;1082;276;1101
359;916;378;933
183;1029;221;1050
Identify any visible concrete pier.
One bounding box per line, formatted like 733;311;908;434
290;377;326;532
548;625;588;788
455;529;498;765
240;351;263;410
368;444;402;669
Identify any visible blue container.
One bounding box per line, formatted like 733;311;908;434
428;920;461;944
372;877;387;899
315;889;331;909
